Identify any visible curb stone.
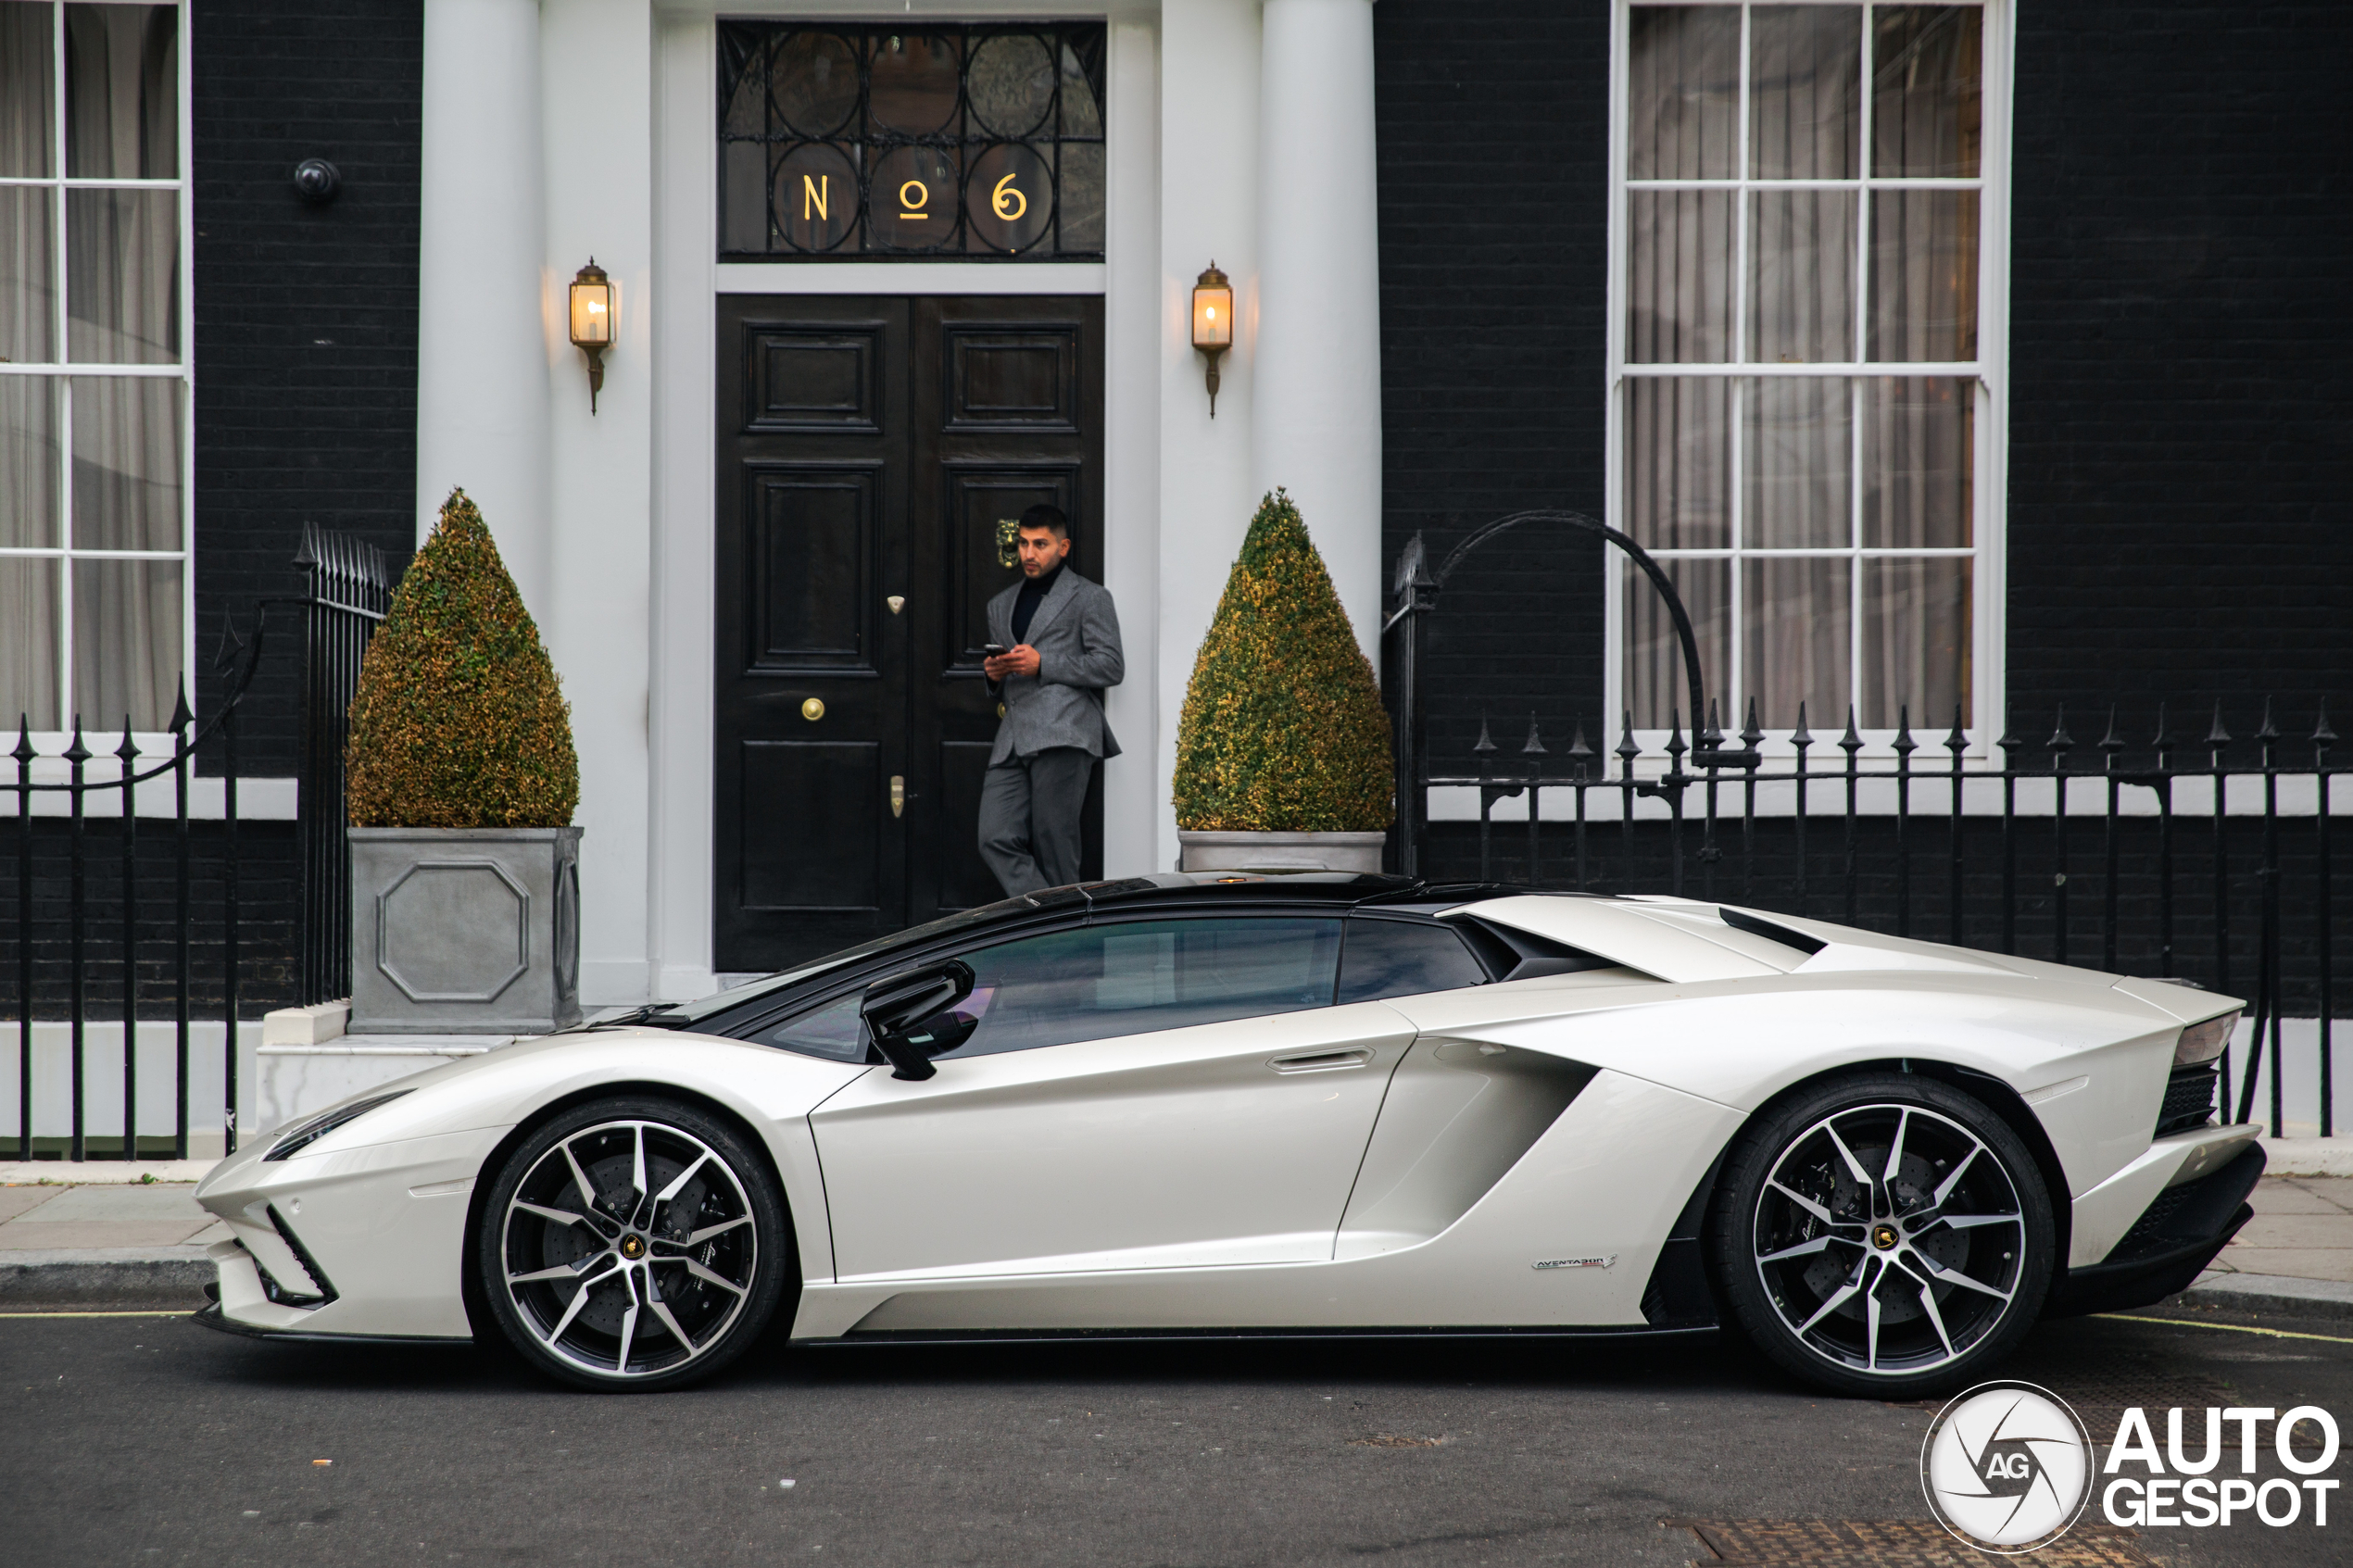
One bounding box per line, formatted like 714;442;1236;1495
0;1247;216;1309
2174;1271;2353;1323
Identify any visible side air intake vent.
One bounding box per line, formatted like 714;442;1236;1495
1452;916;1617;982
1717;908;1827;957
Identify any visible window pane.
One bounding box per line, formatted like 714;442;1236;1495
0;555;60;729
1336;920;1487;1005
1862;557;1969;729
1747;191;1856;362
70;375;182;549
1863;376;1972;547
1749;6;1860;179
1867;190;1977;362
71;555;180;731
0;1;55;177
64;4;177;179
1628;191;1733;362
1743;377;1851;548
1744;556;1850;730
0;186;55;364
67;190;180;363
756;992;869;1061
1627;5;1739;180
1626;556;1729;732
1871;6;1982;178
0;374;59;546
939;918;1343;1057
1625;376;1729;548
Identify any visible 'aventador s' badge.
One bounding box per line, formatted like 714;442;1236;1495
1532;1256;1616;1270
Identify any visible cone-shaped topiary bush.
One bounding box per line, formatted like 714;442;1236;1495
1173;489;1392;832
346;488;579;828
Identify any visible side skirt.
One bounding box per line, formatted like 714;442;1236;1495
798;1323;1720;1349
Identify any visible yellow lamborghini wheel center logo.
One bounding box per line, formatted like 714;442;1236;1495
620;1234;646;1260
1872;1224;1899;1250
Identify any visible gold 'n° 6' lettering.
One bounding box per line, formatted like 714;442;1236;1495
898;179;929;220
991;171;1027;221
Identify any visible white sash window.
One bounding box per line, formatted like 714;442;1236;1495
0;0;189;736
1608;2;2008;748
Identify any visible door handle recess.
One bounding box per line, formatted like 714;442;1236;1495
1269;1048;1372;1074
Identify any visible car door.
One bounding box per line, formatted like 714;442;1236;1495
806;913;1417;1282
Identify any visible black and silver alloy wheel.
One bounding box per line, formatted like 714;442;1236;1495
479;1098;790;1391
1713;1073;2054;1398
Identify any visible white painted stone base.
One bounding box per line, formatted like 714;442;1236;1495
1176;830;1389;873
257;1036;514;1135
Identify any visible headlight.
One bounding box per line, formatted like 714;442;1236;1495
2174;1010;2240;1067
263;1091;412;1160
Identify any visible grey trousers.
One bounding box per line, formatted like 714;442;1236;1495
978;746;1094;897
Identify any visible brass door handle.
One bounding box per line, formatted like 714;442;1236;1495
890;775;905;818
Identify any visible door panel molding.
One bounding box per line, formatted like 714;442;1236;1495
742;461;883;673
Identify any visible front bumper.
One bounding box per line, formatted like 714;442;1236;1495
2045;1143;2266;1317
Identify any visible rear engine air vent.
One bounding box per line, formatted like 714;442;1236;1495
2156;1063;2219;1139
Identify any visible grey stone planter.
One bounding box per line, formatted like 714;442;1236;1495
349;826;583;1035
1176;830;1389;874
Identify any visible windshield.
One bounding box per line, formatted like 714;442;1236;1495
652;890;1079;1024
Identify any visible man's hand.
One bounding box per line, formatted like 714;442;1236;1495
984;644;1041;681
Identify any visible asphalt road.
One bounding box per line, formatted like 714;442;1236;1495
5;1306;2348;1567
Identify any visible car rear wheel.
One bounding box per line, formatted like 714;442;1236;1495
1709;1073;2055;1399
477;1097;792;1391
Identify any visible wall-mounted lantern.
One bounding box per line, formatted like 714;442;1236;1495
568;258;614;414
1190;262;1233;418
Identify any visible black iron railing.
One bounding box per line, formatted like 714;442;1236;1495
1387;519;2345;1140
6;529;393;1160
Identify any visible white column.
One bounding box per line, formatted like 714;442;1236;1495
1101;14;1162;878
415;0;551;619
1252;0;1384;662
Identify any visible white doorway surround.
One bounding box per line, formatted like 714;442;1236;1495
413;1;1388;1006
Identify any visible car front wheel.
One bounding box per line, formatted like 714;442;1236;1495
1709;1073;2056;1399
477;1097;792;1391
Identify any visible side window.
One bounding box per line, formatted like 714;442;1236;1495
752;992;869;1061
1336;918;1490;1004
939;916;1343;1059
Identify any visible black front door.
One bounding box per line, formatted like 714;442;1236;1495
714;295;1105;972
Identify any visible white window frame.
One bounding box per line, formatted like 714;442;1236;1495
1604;0;2012;762
0;0;196;751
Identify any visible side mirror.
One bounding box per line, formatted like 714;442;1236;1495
860;959;976;1081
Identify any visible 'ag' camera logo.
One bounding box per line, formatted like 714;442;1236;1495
1921;1382;2095;1553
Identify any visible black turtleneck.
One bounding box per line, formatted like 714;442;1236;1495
1012;562;1062;645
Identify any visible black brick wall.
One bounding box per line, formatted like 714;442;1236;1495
2007;2;2353;729
1374;1;1613;773
1373;2;2353;777
191;0;422;779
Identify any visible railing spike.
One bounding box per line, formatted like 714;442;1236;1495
2316;696;2336;746
1616;711;1642;764
169;677;192;734
2098;704;2124;753
1893;706;1918;754
2257;695;2279;741
1472;714;1496;755
115;720;138;765
1665;708;1688;760
1790;700;1813;747
1567;721;1593;761
10;716;32;766
1838;704;1864;754
2047;704;2074;752
64;715;90;766
1521;713;1546;757
2205;699;2232;748
1742;696;1765;748
1944;703;1967;754
2150;700;2171;750
1701;698;1723;747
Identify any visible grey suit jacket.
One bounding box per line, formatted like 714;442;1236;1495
987;568;1124;764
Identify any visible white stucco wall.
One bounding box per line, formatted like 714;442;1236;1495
416;0;1382;1001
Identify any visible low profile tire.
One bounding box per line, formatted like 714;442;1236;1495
476;1097;793;1392
1708;1072;2056;1399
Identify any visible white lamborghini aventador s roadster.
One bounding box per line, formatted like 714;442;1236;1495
192;873;2260;1398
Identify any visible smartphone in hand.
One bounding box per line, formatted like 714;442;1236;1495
983;644;1008;658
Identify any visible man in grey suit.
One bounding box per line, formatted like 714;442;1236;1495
978;504;1124;897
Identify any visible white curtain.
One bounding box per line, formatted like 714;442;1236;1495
62;4;182;731
2;2;58;727
1625;5;1978;734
